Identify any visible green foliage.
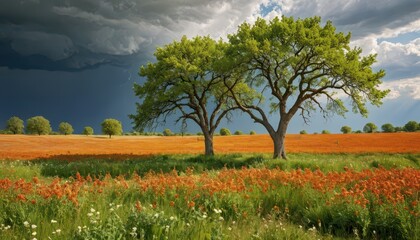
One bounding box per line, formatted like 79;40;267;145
163;128;173;136
381;123;395;133
101;119;122;138
6;116;24;134
321;130;330;134
249;130;256;135
26;116;52;135
83;126;94;136
363;122;378;133
300;130;307;134
58;122;74;135
340;126;352;134
404;121;418;132
234;130;243;135
220;128;231;136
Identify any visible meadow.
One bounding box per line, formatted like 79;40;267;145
0;134;419;239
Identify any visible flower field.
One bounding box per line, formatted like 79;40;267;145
0;134;419;239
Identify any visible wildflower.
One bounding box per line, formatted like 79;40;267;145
202;214;207;219
31;224;37;229
110;208;114;212
24;221;30;227
116;204;122;209
51;219;57;224
90;208;95;213
213;208;222;214
219;216;224;221
299;225;303;229
169;216;175;221
228;227;232;231
132;227;137;231
56;229;61;234
87;213;93;217
32;231;37;236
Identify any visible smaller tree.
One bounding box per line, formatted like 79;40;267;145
26;116;51;135
363;122;377;133
58;122;74;135
381;123;395;133
83;126;94;136
300;130;307;134
220;128;231;136
101;119;122;138
163;128;173;136
404;121;418;132
234;130;243;135
322;130;330;134
250;130;256;135
6;116;24;134
340;126;352;134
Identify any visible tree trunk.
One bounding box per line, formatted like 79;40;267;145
271;119;289;159
203;134;214;156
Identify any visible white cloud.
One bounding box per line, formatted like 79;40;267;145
380;76;420;100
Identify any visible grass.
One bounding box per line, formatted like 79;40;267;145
0;153;419;239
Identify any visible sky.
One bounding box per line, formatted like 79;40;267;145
0;0;419;134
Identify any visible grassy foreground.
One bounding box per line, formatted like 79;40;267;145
0;153;419;239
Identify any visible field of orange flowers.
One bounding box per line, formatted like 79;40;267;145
0;132;419;160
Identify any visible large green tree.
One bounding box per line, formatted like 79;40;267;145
26;116;52;135
226;16;388;159
101;119;122;138
130;36;245;156
6;116;24;134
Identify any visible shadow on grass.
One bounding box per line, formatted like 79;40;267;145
30;154;266;179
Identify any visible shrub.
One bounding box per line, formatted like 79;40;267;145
321;130;330;134
249;130;256;135
219;128;231;136
101;119;123;138
83;126;94;136
26;116;52;135
58;122;74;135
163;128;173;136
403;121;418;132
299;130;307;134
234;130;243;135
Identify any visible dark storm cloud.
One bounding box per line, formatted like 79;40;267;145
0;0;255;71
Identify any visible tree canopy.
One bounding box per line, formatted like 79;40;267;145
6;116;24;134
130;36;248;155
83;126;94;136
26;116;51;135
363;122;378;133
58;122;74;135
101;119;122;138
225;16;388;158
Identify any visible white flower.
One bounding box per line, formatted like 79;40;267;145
116;204;122;209
213;208;222;214
56;229;61;234
32;238;37;240
96;212;100;215
110;208;114;212
31;225;37;229
90;208;96;213
132;227;137;231
32;231;37;236
51;219;57;224
202;214;207;219
87;213;93;217
228;227;232;231
24;221;30;227
219;216;224;221
169;216;175;221
154;213;159;218
299;225;303;229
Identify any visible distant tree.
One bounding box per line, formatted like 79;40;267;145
220;128;231;136
381;123;395;133
250;130;256;135
83;126;94;136
234;130;243;135
363;122;377;133
163;128;173;136
322;130;330;134
58;122;74;135
394;126;404;132
340;126;352;134
6;116;24;134
300;130;307;134
404;121;418;132
101;119;122;138
354;130;363;134
26;116;51;135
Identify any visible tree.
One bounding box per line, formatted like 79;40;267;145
83;126;94;136
250;130;256;135
322;130;330;134
300;130;307;134
58;122;74;135
340;126;352;134
226;16;388;159
6;116;24;134
381;123;395;133
404;121;418;132
163;128;173;136
220;128;231;136
130;36;246;156
234;130;243;135
363;122;377;133
26;116;51;135
101;119;122;138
